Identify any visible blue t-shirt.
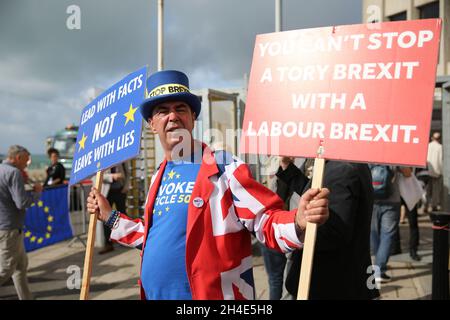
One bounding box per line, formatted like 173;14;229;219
141;160;200;300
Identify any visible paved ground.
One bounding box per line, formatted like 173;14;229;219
377;213;434;300
0;212;447;300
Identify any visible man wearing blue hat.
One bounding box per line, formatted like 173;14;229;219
87;70;330;300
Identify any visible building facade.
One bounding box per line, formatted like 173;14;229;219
363;0;450;209
363;0;450;133
362;0;449;75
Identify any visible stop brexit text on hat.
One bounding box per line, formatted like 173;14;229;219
139;70;202;121
69;66;147;185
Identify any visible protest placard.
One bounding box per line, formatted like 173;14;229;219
71;67;147;300
70;66;147;185
240;19;441;167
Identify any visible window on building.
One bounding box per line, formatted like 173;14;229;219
419;1;439;19
388;11;407;21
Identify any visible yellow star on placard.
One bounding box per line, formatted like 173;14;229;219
47;215;54;222
78;133;87;151
47;226;52;232
45;233;51;239
37;238;43;244
44;206;49;213
123;103;138;125
38;201;43;207
167;170;176;179
165;207;170;212
30;236;36;243
176;174;180;179
158;210;162;216
25;231;31;238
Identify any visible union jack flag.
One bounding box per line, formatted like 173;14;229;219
110;146;303;299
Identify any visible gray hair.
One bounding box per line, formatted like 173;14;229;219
7;145;30;159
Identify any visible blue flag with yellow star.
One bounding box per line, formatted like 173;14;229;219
24;185;73;252
69;66;147;185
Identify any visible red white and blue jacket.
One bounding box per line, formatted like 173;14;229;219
110;146;303;300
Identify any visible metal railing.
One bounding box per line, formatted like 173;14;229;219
67;183;91;247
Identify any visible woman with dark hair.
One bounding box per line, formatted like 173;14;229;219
44;148;65;187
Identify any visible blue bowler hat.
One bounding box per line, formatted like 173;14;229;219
139;70;201;121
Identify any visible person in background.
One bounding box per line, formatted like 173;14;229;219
98;163;129;255
398;167;422;261
44;148;65;187
0;145;43;299
370;166;412;283
259;156;293;300
426;132;443;212
279;157;378;299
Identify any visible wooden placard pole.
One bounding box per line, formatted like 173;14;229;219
80;170;103;300
297;144;326;300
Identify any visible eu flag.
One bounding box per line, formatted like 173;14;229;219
23;185;73;252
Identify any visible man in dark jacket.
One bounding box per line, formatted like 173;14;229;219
278;158;379;300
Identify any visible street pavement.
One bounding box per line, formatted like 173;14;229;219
0;213;445;300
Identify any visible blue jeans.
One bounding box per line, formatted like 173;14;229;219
371;203;400;276
260;245;287;300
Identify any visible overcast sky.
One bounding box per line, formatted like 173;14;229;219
0;0;361;154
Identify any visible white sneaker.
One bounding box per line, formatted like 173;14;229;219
375;273;392;283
